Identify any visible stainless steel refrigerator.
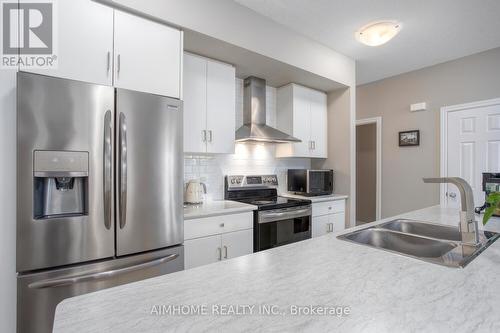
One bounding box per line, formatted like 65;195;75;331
16;72;184;333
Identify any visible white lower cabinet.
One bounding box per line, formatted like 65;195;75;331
221;229;253;260
184;234;222;269
312;215;330;238
184;212;253;269
311;199;346;238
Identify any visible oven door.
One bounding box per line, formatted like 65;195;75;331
255;206;312;251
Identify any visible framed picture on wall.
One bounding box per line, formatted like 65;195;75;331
399;130;420;146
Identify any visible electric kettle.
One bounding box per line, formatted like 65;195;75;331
185;180;207;204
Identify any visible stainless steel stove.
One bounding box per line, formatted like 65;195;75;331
224;175;312;252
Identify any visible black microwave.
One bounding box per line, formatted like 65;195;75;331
287;169;334;196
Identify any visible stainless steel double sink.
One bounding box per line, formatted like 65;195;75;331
337;219;500;268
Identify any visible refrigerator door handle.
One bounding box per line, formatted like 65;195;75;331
119;112;127;229
27;253;179;289
103;110;112;230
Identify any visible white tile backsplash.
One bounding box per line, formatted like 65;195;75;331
184;79;310;200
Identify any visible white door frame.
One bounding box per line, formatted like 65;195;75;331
356;117;382;220
440;97;500;206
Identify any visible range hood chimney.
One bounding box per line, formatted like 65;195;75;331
235;76;301;143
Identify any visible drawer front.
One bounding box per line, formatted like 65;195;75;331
312;200;345;217
184;212;253;240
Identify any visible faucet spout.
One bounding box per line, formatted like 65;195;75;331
423;177;479;246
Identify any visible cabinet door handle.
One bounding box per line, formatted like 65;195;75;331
223;245;228;259
117;54;121;76
208;130;213;143
217;247;222;261
329;223;334;232
106;51;111;75
312;141;316;150
202;130;207;142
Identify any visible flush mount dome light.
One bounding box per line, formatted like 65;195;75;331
355;20;402;46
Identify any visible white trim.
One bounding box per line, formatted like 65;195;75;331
350;88;356;228
440;98;500;206
356;117;382;221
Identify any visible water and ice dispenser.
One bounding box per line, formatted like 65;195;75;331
33;151;89;219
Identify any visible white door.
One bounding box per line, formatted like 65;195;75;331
183;53;207;153
309;90;327;158
447;102;500;207
292;85;312;157
221;229;253;260
114;10;181;97
20;0;114;85
206;60;236;154
184;235;221;269
312;215;330;238
331;213;346;232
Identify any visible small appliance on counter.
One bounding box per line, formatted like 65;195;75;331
184;179;207;204
475;172;500;216
224;175;312;252
287;169;334;196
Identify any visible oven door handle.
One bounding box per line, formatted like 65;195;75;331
258;207;312;224
262;208;310;217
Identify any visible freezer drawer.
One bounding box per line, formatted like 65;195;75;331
17;246;183;333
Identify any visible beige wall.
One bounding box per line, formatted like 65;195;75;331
356;123;376;223
313;87;353;226
357;47;500;218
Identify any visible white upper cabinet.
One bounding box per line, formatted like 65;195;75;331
114;11;182;97
276;84;328;158
19;2;182;96
183;54;207;153
206;60;236;154
183;53;235;154
20;0;114;85
309;89;328;158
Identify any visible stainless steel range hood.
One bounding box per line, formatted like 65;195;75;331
235;76;301;143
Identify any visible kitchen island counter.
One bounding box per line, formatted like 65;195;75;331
54;206;500;332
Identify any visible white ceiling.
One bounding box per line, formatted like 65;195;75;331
233;0;500;84
184;30;346;91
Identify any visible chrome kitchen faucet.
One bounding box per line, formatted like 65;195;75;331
423;177;480;246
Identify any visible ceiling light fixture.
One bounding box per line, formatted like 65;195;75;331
355;20;402;46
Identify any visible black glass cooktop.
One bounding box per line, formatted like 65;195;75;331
237;196;311;211
224;179;311;211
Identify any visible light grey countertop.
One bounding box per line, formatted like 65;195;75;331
54;206;500;333
183;200;257;220
280;193;348;203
